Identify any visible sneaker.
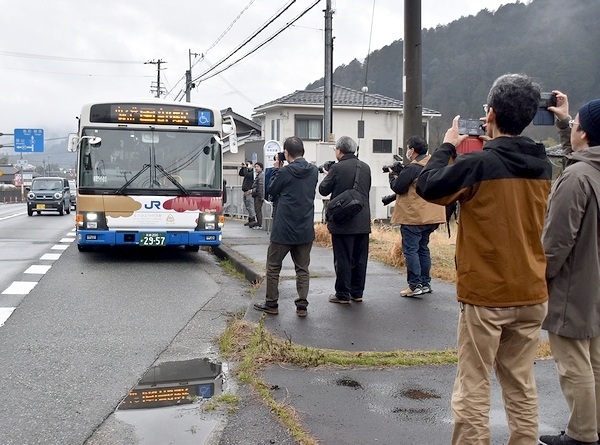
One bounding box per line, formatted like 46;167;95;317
328;295;350;304
350;295;363;302
539;431;597;445
400;285;423;297
296;307;307;317
421;283;432;294
252;225;263;230
253;302;279;315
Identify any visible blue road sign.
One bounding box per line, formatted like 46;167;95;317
14;128;44;153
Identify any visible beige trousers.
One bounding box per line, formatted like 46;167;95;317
548;332;600;443
451;302;547;445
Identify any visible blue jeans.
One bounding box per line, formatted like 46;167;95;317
400;224;439;288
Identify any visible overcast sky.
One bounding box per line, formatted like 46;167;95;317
0;0;519;146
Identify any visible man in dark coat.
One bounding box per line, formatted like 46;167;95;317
319;136;372;304
238;161;255;226
253;137;318;317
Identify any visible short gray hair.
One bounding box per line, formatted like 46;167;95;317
336;136;357;154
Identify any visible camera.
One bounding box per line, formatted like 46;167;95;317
539;92;557;109
274;152;285;163
458;118;485;136
533;92;558;126
318;160;336;173
382;154;404;174
382;194;396;206
382;161;404;174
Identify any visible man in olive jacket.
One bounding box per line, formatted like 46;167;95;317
389;135;446;297
539;94;600;445
319;136;371;304
253;137;318;317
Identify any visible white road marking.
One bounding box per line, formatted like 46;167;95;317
59;238;75;243
0;308;16;327
0;212;26;221
24;265;52;274
40;253;61;260
2;281;37;295
51;244;69;251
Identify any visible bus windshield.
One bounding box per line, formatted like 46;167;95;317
79;128;222;194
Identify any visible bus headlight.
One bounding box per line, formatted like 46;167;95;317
203;214;216;222
87;213;98;221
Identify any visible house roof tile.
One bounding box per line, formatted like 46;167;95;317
254;84;440;115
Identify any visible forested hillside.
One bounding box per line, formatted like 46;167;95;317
307;0;600;146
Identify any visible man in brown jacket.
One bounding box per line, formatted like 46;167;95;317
389;135;446;297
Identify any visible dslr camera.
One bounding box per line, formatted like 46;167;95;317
381;194;396;206
318;160;336;173
382;155;404;174
274;152;285;163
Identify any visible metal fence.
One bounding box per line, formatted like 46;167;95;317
224;185;273;231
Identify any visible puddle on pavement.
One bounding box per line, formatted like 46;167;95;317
335;377;363;389
114;358;224;445
120;358;223;410
401;388;440;400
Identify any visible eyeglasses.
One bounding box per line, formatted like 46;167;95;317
483;104;490;114
569;119;579;129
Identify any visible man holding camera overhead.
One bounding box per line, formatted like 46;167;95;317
416;73;552;444
388;135;445;298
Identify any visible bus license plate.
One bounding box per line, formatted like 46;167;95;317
139;232;166;246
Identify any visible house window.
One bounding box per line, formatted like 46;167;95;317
373;139;392;153
270;120;275;140
276;119;281;141
295;115;323;140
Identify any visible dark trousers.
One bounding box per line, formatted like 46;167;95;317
400;224;439;288
331;233;369;300
265;241;312;309
254;197;264;226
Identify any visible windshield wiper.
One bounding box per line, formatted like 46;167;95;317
155;164;189;195
115;164;189;195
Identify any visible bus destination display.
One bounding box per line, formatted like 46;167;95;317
90;103;213;127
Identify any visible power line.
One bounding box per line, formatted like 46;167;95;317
194;0;321;84
192;0;299;83
0;50;142;64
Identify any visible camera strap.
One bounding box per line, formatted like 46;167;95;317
352;163;361;190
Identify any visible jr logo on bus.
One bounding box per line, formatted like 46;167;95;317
145;201;161;209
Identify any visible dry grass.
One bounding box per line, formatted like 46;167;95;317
315;220;458;283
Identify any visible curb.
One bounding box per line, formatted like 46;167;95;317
212;244;264;285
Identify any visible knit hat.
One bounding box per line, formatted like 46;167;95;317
578;99;600;144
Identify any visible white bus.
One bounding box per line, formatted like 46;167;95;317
69;99;237;252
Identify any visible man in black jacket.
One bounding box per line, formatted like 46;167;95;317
253;137;318;317
238;161;256;226
319;136;372;304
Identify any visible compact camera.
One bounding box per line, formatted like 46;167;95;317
533;92;558;126
458;118;485;136
539;92;557;109
318;160;336;173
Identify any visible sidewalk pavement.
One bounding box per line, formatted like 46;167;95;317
213;219;569;445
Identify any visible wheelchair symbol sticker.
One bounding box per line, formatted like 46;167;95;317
197;111;212;127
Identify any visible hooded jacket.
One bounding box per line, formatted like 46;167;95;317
542;146;600;338
318;153;371;235
390;154;446;225
416;136;552;307
268;158;318;245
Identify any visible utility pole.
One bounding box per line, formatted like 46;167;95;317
403;0;422;157
323;0;334;142
145;59;167;98
186;51;202;103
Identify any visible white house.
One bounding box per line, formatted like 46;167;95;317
250;84;441;220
